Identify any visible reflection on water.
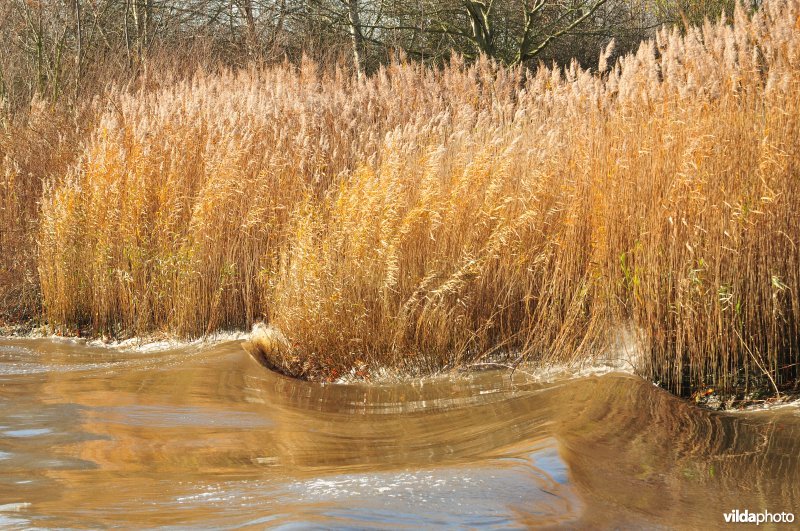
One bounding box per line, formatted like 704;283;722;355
0;338;798;528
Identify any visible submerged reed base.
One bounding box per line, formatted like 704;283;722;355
3;2;800;402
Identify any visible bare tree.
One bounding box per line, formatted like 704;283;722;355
0;0;744;114
345;0;366;76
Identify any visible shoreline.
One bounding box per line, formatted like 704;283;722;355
0;319;249;353
4;320;795;412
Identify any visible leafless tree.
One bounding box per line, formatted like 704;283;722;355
0;0;760;114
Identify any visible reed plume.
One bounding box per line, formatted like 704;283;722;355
24;1;800;397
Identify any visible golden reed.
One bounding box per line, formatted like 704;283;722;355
3;2;799;396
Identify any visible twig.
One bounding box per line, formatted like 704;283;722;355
733;328;781;400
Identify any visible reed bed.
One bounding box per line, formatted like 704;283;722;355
21;1;800;396
0;99;82;323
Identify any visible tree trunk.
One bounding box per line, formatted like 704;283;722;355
241;0;258;57
345;0;365;78
464;1;494;57
74;0;82;98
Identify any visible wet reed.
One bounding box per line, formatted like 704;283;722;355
18;2;800;395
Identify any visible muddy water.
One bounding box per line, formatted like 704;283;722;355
0;339;798;529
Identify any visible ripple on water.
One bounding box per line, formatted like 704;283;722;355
174;453;581;528
0;338;799;529
3;428;52;438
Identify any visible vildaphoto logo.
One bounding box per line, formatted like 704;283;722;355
723;509;795;525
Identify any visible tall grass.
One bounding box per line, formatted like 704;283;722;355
0;99;82;323
25;1;800;395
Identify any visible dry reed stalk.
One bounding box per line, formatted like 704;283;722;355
0;99;82;324
23;1;800;397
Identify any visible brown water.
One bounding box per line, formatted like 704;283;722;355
0;338;798;529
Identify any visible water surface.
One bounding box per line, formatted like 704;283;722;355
0;338;798;528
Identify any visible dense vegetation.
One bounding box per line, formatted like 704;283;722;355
1;1;798;399
1;1;748;114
